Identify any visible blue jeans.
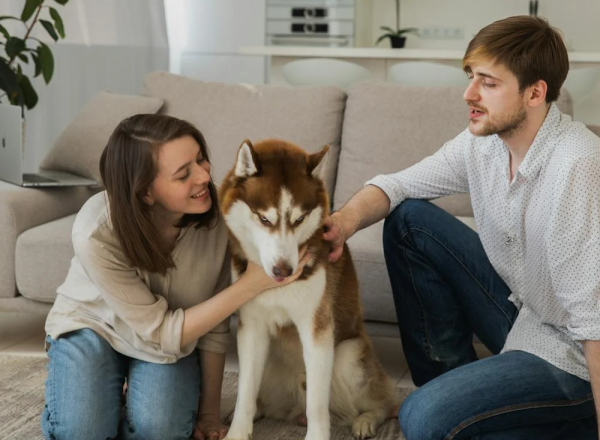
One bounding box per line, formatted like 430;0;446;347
41;328;201;440
383;199;597;440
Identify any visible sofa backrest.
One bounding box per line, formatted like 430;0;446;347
333;83;574;216
142;72;347;198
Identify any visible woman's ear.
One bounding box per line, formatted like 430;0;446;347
142;191;155;206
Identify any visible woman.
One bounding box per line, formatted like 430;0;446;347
41;114;308;440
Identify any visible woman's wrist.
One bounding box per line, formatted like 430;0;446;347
234;275;262;299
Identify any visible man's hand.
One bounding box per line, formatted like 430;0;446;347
193;414;228;440
323;212;349;263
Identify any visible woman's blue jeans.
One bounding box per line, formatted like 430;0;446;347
383;199;597;440
41;328;201;440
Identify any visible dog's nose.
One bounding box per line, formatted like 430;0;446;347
272;263;293;278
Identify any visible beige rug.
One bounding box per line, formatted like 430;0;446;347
0;354;412;440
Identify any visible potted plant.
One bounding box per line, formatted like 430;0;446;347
0;0;69;113
375;0;418;48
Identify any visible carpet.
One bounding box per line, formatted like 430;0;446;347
0;354;413;440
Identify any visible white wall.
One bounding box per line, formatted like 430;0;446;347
0;0;169;171
369;0;600;125
370;0;600;51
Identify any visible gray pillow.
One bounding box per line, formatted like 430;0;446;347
141;71;346;198
40;91;164;184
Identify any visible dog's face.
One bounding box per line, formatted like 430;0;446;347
220;139;329;281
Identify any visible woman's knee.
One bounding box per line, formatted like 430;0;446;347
124;410;196;440
41;401;120;440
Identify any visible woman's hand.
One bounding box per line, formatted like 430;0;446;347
240;245;311;296
193;414;228;440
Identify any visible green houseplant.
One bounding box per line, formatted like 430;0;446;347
376;0;418;48
0;0;69;112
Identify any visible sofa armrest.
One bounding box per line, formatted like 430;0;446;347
587;124;600;138
0;182;96;299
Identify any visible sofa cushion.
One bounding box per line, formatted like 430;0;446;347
15;214;77;303
40;91;164;184
141;72;346;198
334;84;574;215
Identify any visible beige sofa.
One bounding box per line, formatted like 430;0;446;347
0;72;592;336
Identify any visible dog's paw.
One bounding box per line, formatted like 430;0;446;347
352;413;379;439
224;420;253;440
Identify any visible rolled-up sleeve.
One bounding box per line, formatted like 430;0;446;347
366;129;472;213
73;232;185;356
196;247;233;354
547;156;600;341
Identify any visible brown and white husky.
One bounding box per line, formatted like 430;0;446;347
219;139;399;440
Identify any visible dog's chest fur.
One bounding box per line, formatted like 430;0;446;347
233;265;327;337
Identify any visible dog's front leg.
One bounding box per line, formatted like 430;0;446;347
225;311;270;440
295;314;334;440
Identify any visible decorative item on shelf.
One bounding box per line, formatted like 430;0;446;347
529;0;539;17
375;0;418;49
0;0;70;113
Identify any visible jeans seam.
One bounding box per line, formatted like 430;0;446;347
401;244;435;359
46;340;57;437
402;225;515;327
444;395;596;440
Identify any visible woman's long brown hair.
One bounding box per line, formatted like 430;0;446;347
99;114;219;275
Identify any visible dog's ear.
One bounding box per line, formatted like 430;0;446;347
235;140;260;177
307;145;329;179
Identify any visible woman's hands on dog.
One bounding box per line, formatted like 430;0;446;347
241;245;310;296
193;414;228;440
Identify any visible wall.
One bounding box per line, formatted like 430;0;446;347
0;0;169;171
369;0;600;125
370;0;600;51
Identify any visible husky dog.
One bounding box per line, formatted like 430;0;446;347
220;139;399;440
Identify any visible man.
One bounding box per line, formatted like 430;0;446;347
323;16;600;439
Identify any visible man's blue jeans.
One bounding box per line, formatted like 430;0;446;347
41;328;201;440
383;199;597;439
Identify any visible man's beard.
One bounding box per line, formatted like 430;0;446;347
470;104;527;138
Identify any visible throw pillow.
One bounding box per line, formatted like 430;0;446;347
40;91;164;184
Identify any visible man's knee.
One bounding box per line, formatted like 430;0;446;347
399;387;448;440
384;199;433;243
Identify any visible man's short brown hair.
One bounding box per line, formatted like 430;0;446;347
463;16;569;103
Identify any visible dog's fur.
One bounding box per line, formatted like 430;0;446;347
219;139;399;440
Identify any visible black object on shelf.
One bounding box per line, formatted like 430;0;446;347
529;0;539;17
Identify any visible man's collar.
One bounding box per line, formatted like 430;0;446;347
516;104;562;180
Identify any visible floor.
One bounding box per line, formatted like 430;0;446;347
0;311;492;390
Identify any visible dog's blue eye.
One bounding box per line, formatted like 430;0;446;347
294;215;305;225
258;215;271;225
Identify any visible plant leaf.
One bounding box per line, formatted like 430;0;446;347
40;19;59;42
54;0;70;5
49;7;65;38
5;37;26;59
0;23;9;40
0;16;21;22
18;53;29;63
0;61;23;106
37;43;54;83
21;0;43;22
18;74;38;109
375;34;392;45
31;53;42;77
380;26;396;34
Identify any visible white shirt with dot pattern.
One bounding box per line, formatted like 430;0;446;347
367;104;600;381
